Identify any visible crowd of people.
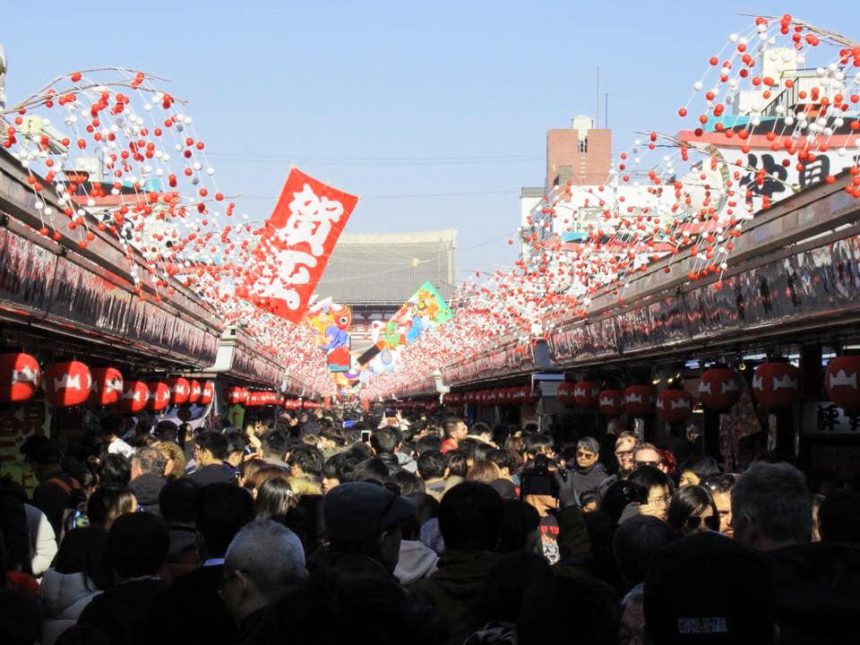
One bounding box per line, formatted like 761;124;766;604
1;407;859;644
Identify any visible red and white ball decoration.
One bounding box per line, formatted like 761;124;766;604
44;361;92;407
752;362;800;409
825;356;860;412
88;367;124;407
656;389;695;424
0;353;41;404
697;368;741;411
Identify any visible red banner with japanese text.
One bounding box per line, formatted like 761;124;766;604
241;168;358;322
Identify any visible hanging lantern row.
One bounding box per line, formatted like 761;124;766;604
0;353;214;411
445;386;539;407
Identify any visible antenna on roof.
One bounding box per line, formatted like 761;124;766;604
595;65;600;128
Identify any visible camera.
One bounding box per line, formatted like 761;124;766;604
520;453;566;497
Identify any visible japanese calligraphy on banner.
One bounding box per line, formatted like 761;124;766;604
244;168;358;322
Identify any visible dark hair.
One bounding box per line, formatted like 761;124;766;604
487;449;515;473
497;499;541;554
196;483;255;558
458;438;480;462
469;422;492;438
288;445;324;477
818;490;860;544
195;431;228;461
667;485;717;536
370;427;398;454
417;450;447;480
414;435;442;456
387;470;425;496
679;455;721;482
86;487;136;530
701;473;738;494
347;442;374;461
407;492;439;527
613;515;676;587
628;465;673;494
153;420;179;444
599;480;647;526
350;458;389;484
262;430;288;459
100;416;124;440
446;451;469;478
97;454;131;489
158;478;200;525
442;417;465;439
524;434;553;457
106;512;169;580
475;552;553;625
438;482;504;552
255;477;296;520
52;526;110;590
223;429;247;456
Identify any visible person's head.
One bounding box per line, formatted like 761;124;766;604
443;417;468;443
323;482;416;572
466;460;501;484
438;482;504;553
19;435;63;480
667;485;719;537
86;487;137;531
194;431;228;466
130;447;166;480
153;440;186;478
350;457;390;485
243;464;288;498
633;442;665;473
600;480;647;526
612;515;676;588
52;527;110;590
223;430;247;468
97;454;131;489
260;429;287;461
196;483;256;559
255;477;297;520
644;532;775;645
413;435;442;456
387;470;425;496
105;512;169;582
575;437;600;469
678;455;721;488
486;449;516;479
628;466;673;521
287;445;324;479
702;473;737;537
370;427;399;455
523;434;554;461
468;421;493;443
818;490;860;544
614;432;638;474
475;552;553;626
731;462;812;551
158;478;200;525
238;459;267;489
222;519;306;624
416;450;447;481
497;498;541;555
322;453;353;493
446;451;469;478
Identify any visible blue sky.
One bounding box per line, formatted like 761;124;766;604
5;1;850;278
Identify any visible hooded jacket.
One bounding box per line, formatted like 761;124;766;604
129;473;166;515
40;569;101;645
410;550;501;644
395;539;439;586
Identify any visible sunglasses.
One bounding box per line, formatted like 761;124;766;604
635;459;661;467
685;515;720;531
576;451;596;459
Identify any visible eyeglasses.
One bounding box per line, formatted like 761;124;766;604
635;459;661;468
615;449;634;458
576;451;596;459
685;514;720;531
647;494;670;506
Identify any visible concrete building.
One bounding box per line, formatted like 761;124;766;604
546;115;612;188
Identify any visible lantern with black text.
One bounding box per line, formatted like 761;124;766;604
624;385;655;416
574;381;601;408
0;353;41;404
167;377;190;406
657;390;695;424
199;381;214;405
88;367;124;407
147;382;171;412
119;380;149;414
188;380;202;404
44;361;92;407
598;389;624;416
557;382;576;407
825;356;860;411
698;369;741;410
752;363;800;409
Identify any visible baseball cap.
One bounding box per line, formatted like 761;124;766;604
644;531;774;644
323;482;416;541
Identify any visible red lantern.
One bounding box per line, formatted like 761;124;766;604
557;382;576;407
753;363;800;409
188;380;202;404
598;389;624;416
0;353;41;404
574;381;601;408
486;389;499;405
167;377;191;405
657;390;695;424
825;356;860;411
88;367;124;406
147;382;171;412
119;380;149;414
224;386;244;405
44;361;92;407
199;381;214;405
624;385;655;416
698;368;741;410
